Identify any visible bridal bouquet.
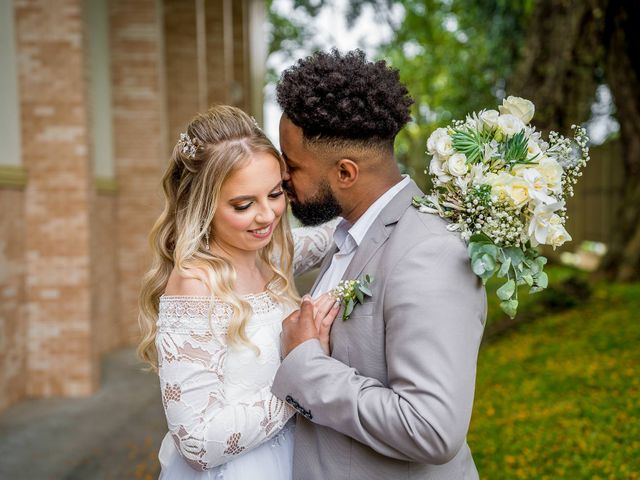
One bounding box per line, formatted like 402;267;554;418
413;96;590;318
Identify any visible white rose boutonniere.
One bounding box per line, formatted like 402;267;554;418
331;275;374;321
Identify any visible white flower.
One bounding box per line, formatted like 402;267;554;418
483;139;500;162
435;134;455;157
429;154;452;184
418;204;438;214
486;172;529;207
470;163;487;185
454;175;470;193
537;156;563;193
519;167;556;204
479;109;500;130
505;177;530;207
447;153;468;177
497;114;526;137
527;139;542;160
546;222;572;248
499;96;535;124
527;201;565;246
426;128;450;155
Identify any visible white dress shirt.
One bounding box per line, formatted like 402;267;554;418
312;175;410;297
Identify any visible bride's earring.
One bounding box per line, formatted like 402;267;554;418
204;230;210;250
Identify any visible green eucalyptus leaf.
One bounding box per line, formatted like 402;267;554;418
470;232;493;245
481;253;496;271
478;244;499;259
498;257;512;277
529;260;541;275
497;279;516;300
523;274;534;286
359;284;372;297
472;258;487;276
535;256;548;268
468;242;485;259
355;288;364;303
536;272;549;289
344;298;355;320
503;246;525;266
499;299;519;319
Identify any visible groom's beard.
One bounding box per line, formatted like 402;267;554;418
287;180;342;226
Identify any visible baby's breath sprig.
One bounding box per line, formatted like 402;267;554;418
331;275;374;321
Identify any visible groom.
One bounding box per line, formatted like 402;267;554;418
273;49;486;479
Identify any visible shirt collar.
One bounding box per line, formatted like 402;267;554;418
333;175;410;253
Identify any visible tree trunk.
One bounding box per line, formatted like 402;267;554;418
601;0;640;281
509;0;607;132
511;0;640;281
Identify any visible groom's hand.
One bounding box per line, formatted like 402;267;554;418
281;295;319;358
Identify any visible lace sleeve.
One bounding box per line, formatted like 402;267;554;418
156;300;295;471
292;218;340;276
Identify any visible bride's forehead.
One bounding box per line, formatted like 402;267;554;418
222;153;282;191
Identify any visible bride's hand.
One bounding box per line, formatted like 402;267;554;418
312;293;340;355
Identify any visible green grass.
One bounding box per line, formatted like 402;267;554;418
469;274;640;479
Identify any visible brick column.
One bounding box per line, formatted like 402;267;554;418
163;0;200;147
15;0;97;396
109;0;167;343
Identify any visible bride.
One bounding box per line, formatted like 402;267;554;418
137;106;339;479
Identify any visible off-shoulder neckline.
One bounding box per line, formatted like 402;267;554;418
159;277;282;302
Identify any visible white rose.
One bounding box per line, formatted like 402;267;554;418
435;134;455;158
499;96;535;124
484;172;514;205
537;156;563;193
479;109;499;130
497;114;526;137
505;176;530;207
447;153;468;177
546;223;572;248
429;154;452;184
426;128;449;155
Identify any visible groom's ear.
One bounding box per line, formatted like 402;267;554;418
335;158;359;189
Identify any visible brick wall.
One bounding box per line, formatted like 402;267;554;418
90;192;120;356
109;0;167;344
15;0;97;397
0;188;27;411
164;0;200;147
0;0;260;413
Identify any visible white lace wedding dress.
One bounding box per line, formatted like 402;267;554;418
156;222;336;479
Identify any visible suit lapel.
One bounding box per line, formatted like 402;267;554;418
310;243;338;295
341;180;423;282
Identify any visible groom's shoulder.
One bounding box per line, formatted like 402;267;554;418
392;206;468;257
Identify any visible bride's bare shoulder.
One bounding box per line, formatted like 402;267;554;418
164;267;210;296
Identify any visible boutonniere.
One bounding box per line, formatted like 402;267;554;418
331;275;374;321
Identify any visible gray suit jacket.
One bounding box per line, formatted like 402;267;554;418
273;180;486;479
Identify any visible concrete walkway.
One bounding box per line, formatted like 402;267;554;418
0;348;166;480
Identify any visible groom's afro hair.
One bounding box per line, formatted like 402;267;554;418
276;49;414;145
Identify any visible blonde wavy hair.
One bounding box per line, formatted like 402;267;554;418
138;105;299;370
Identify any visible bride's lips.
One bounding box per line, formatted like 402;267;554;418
248;223;274;239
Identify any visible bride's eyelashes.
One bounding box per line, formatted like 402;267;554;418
232;190;285;212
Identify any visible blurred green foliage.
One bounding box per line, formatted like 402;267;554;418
376;0;535;188
267;1;535;190
470;271;640;478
